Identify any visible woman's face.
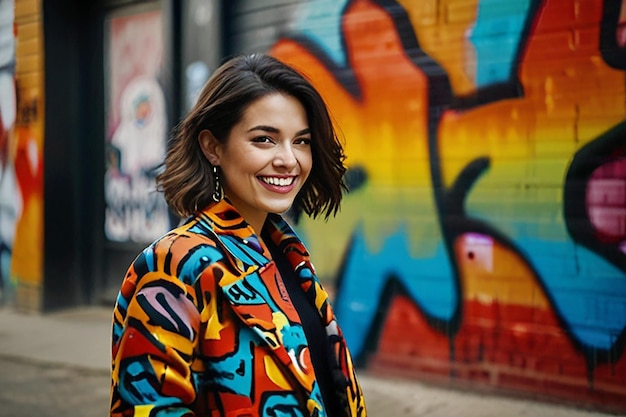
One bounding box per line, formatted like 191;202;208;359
200;93;312;231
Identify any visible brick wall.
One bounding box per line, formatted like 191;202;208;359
13;0;44;312
227;0;626;411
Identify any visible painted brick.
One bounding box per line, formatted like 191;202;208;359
15;0;40;20
561;360;588;377
535;357;563;374
443;0;476;24
259;0;626;412
587;179;626;206
588;206;626;237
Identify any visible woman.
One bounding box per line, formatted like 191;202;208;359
110;54;367;417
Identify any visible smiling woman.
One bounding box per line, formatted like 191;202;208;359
109;54;367;417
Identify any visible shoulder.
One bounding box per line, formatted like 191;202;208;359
146;218;230;286
115;220;227;314
121;217;225;290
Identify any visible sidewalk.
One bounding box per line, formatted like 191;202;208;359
0;306;111;372
0;306;618;417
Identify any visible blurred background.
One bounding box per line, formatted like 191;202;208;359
0;0;625;415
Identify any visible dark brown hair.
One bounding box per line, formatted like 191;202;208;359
157;53;347;219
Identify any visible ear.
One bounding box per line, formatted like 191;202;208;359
198;129;222;166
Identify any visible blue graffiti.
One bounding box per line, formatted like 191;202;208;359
515;234;625;350
468;0;533;87
334;226;456;357
290;0;350;67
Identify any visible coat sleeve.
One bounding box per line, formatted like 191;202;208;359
110;236;202;417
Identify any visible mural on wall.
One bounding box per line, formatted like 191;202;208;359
269;0;626;410
0;0;43;305
10;73;43;307
105;9;170;243
0;0;17;302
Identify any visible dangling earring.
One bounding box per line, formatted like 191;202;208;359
212;165;224;202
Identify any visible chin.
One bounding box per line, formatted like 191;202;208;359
265;201;295;215
269;206;293;215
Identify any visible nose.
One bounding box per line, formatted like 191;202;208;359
274;142;298;169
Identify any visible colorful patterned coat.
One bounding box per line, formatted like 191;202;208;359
110;199;367;416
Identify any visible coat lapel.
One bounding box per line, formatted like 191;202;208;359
264;214;331;318
198;201;366;416
266;214;367;416
198;201;317;392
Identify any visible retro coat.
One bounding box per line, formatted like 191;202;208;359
110;199;367;417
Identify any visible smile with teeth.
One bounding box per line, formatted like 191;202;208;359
259;176;295;187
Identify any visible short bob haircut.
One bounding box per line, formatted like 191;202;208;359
157;53;347;219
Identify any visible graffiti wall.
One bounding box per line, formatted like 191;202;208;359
0;0;16;303
0;0;44;308
267;0;626;411
104;8;170;243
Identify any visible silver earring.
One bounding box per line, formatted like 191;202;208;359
212;165;224;202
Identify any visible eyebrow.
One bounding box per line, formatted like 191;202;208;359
247;125;311;137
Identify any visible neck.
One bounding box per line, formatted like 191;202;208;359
248;215;267;235
221;195;268;234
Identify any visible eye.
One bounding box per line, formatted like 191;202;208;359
252;136;274;144
294;137;311;145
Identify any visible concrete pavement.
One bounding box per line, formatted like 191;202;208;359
0;305;619;416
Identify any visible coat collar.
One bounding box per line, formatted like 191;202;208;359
195;199;318;285
195;200;326;393
194;197;333;313
193;200;366;416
